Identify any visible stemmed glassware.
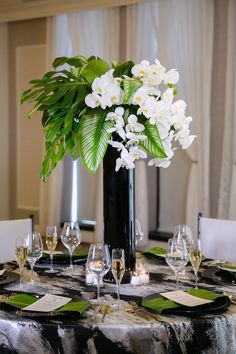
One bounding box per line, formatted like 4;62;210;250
189;239;202;289
173;224;193;251
61;222;81;270
24;232;43;283
87;243;111;301
165;237;189;289
111;248;125;305
15;237;27;288
45;225;58;273
135;219;144;246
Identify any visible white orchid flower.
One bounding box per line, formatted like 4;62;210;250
171;100;187;116
131;60;150;78
126;114;145;133
85;93;101;108
108;140;125;151
100;85;122;108
105;107;125;121
132;86;149;106
164;69;179;85
172;115;192;130
175;127;197;149
161;88;174;105
157;122;171;140
126;132;147;144
115;148;135;171
129;146;147;160
148;157;171;168
137;96;156;118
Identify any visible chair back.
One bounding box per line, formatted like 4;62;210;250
0;218;32;263
199;215;236;262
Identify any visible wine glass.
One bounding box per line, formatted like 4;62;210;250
135;219;144;246
173;224;193;251
87;243;111;301
61;222;81;270
189;239;202;289
45;225;58;273
15;237;27;288
111;248;125;305
24;232;43;283
165;237;188;289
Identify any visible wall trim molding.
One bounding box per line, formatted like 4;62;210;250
0;0;151;23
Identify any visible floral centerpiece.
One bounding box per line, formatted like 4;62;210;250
22;56;195;274
21;56;195;180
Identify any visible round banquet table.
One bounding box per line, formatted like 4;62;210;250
0;253;236;354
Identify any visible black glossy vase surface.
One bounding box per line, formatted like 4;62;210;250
103;144;136;278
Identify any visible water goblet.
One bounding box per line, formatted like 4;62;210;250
61;222;81;270
24;232;43;283
173;224;193;251
189;239;202;289
135;219;144;246
45;225;58;273
15;237;27;288
165;237;188;289
87;243;111;301
111;248;125;305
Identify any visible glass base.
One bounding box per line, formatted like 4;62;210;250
45;269;58;274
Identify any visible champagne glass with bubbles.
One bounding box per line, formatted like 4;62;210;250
61;222;81;270
87;243;111;301
24;232;43;283
15;237;27;288
189;238;202;289
45;225;58;273
112;248;125;305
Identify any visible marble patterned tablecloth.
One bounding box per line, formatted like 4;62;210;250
0;254;236;354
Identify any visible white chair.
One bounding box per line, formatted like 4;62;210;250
0;218;32;263
198;215;236;262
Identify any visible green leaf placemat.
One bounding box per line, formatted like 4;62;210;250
143;247;166;257
218;264;236;273
142;289;228;314
5;294;90;314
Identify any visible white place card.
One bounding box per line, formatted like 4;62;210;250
44;251;63;255
23;294;72;312
160;290;213;307
0;270;5;276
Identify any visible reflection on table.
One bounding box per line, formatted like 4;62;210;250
0;252;236;354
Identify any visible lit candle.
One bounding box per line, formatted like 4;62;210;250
140;273;149;285
130;274;141;286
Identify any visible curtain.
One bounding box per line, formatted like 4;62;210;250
125;2;158;246
153;0;213;233
218;0;236;219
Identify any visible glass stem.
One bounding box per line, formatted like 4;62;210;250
97;277;101;300
194;272;198;289
116;282;120;301
30;263;35;283
69;251;73;270
50;253;53;271
19;266;23;289
176;271;179;289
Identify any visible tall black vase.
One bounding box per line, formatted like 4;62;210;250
103;144;136;277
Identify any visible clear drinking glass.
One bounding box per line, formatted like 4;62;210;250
111;248;125;304
24;232;43;283
189;239;202;289
173;224;193;251
135;219;144;246
15;237;27;288
45;225;58;273
61;222;81;270
87;243;111;301
165;237;188;289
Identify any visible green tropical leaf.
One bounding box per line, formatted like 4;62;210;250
80;58;110;84
52;55;87;68
122;79;142;104
78;111;113;173
139;121;167;158
113;60;134;77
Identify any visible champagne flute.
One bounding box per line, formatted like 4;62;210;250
111;248;125;304
61;222;81;270
87;243;111;301
45;225;57;273
173;224;193;251
165;238;188;289
189;239;202;289
24;232;43;283
15;237;27;288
